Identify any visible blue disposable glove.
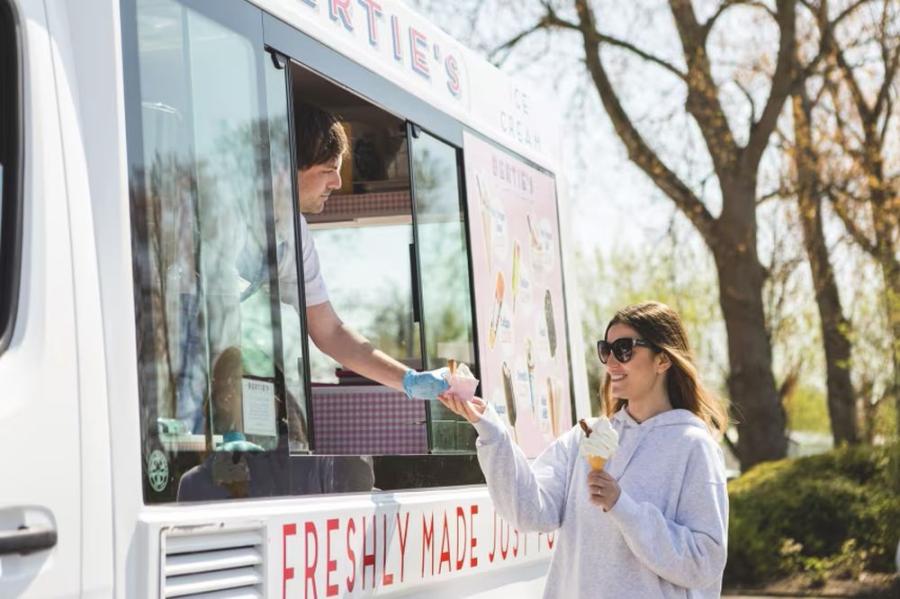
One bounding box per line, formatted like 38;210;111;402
402;368;450;400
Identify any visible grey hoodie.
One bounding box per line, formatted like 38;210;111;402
473;405;728;598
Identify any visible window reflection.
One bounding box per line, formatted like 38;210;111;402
132;0;302;501
128;0;485;501
411;130;477;452
308;225;420;384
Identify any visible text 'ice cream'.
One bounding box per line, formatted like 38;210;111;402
579;417;619;470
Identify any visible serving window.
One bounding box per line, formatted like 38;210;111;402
293;64;477;456
124;0;483;504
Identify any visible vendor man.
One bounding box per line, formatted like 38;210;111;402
281;103;446;400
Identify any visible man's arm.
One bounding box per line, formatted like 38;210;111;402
306;301;408;390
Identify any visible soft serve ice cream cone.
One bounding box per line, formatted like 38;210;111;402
588;455;608;470
579;417;618;471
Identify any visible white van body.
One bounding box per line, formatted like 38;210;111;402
0;0;591;597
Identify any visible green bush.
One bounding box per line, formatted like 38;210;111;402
725;443;900;585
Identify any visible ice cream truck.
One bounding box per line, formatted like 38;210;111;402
0;0;592;596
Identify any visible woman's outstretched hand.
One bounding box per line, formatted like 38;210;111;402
437;392;486;423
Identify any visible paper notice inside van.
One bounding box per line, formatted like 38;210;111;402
241;378;277;437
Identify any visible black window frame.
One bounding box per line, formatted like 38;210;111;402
0;0;23;356
263;14;489;487
275;57;484;480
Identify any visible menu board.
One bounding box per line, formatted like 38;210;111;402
463;132;572;457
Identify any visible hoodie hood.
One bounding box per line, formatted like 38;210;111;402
609;407;708;432
593;408;710;480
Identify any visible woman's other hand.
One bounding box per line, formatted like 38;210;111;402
587;469;621;511
437;392;486;423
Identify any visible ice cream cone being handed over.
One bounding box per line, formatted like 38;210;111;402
443;360;479;402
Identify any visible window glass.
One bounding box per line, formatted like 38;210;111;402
129;0;299;501
308;226;420;382
409;128;477;452
264;57;310;455
126;0;489;499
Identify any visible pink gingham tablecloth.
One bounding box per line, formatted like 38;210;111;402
311;386;427;455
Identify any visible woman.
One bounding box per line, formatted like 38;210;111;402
439;301;729;598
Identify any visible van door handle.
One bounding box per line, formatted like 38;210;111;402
0;525;58;556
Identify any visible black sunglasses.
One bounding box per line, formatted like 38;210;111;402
597;338;656;364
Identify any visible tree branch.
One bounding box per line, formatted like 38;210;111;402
834;42;873;124
488;16;553;65
757;185;790;206
881;88;895;146
742;0;797;172
702;0;777;41
873;34;900;122
825;75;868;167
490;4;689;82
668;0;740;179
573;0;718;245
589;30;688;81
790;0;872;103
826;187;878;256
735;78;758;129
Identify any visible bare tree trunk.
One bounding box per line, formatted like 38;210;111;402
878;242;900;435
864;103;900;439
827;8;900;434
713;182;788;464
792;94;858;444
799;198;858;444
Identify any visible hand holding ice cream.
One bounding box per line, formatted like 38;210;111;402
580;417;621;511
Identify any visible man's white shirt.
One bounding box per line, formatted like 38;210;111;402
277;212;328;310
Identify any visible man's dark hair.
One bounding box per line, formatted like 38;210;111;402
294;102;349;170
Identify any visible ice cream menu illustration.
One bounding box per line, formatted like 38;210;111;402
463;132;572;457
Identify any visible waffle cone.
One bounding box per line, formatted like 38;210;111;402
587;455;607;470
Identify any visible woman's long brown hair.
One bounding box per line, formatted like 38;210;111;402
601;301;729;436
